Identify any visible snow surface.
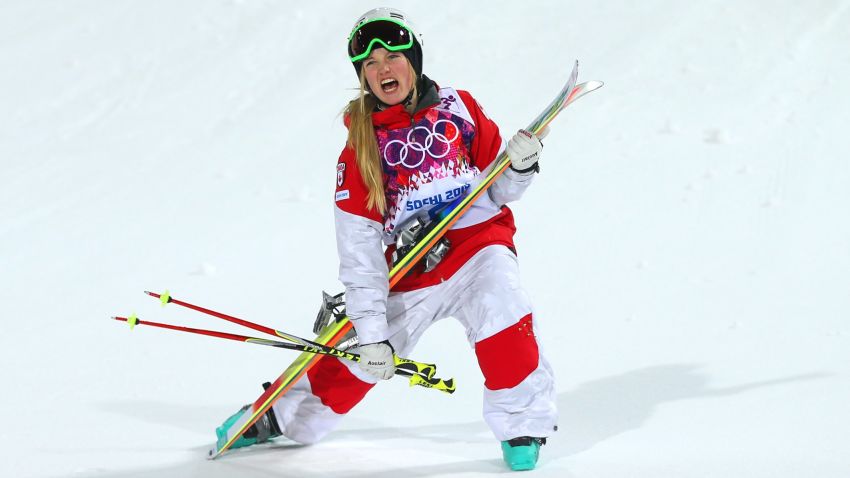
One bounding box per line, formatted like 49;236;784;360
1;1;849;476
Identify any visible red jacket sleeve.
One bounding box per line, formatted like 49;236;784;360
334;145;384;224
456;90;535;208
457;90;505;172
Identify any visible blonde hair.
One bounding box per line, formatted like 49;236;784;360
343;63;418;215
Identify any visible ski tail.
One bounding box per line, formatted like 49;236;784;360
208;319;353;459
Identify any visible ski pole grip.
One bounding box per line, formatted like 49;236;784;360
394;356;436;379
406;373;456;395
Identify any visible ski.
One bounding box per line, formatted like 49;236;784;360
209;61;603;459
389;61;603;284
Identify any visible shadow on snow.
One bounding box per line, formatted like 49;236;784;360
82;364;825;478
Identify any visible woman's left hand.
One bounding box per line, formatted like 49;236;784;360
507;128;547;173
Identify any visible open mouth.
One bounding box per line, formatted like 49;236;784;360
381;78;399;94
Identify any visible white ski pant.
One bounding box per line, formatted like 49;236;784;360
271;245;557;444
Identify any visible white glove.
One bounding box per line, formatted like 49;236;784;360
507;128;547;173
357;341;395;380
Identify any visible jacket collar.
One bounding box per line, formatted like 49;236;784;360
371;75;440;129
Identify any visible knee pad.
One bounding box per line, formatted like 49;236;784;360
475;314;539;390
307;356;375;414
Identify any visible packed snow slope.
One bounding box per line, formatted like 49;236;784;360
1;1;849;477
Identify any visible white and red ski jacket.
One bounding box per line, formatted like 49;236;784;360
333;80;535;344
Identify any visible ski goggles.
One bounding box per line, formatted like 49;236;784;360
348;18;415;63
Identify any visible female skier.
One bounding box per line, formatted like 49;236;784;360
218;7;557;471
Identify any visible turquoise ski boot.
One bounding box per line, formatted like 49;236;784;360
501;437;546;471
215;404;282;451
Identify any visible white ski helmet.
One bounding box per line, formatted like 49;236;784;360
347;7;423;78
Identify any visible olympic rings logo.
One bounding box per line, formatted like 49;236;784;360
383;119;460;169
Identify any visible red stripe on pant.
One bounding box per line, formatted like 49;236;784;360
307;355;375;414
475;314;539;390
